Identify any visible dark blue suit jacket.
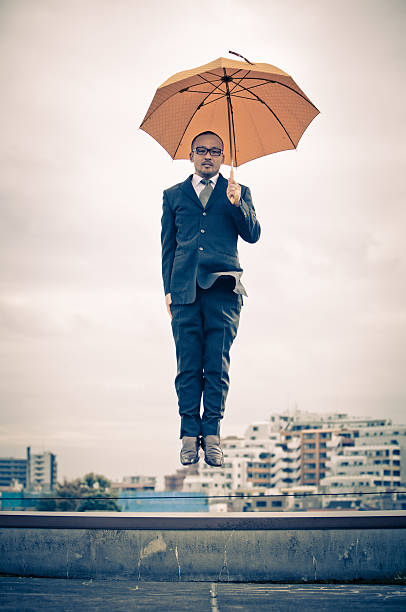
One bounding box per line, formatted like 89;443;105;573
161;173;261;305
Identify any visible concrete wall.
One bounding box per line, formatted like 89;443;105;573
1;512;406;582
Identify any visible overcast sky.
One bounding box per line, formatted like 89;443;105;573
0;0;405;484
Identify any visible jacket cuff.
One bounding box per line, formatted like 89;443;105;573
230;197;250;220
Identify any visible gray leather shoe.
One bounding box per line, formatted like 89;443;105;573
180;436;200;465
201;435;224;467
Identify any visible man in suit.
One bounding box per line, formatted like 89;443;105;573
161;131;260;467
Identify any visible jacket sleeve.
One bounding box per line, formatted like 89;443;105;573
161;191;176;295
229;186;261;243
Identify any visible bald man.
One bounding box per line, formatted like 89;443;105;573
161;131;260;466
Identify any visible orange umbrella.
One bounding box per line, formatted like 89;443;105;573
140;52;319;168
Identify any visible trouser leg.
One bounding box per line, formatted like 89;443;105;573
200;279;242;436
171;298;204;438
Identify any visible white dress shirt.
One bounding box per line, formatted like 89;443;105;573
192;173;219;198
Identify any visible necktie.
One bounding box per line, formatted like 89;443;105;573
199;179;213;207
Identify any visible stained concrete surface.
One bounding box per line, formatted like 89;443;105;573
2;527;406;582
1;578;406;611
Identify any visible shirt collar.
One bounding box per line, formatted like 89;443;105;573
192;172;220;188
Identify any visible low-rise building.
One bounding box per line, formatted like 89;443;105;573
0;458;27;488
164;465;199;491
112;474;157;492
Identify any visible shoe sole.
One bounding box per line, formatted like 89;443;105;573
204;457;224;467
180;452;200;465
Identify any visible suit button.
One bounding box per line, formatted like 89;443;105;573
202;212;207;216
200;229;205;233
199;247;204;251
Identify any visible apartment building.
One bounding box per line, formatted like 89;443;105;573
321;441;402;491
177;411;406;509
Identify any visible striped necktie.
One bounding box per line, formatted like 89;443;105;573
199;179;213;207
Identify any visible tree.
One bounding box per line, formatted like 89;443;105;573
37;472;121;512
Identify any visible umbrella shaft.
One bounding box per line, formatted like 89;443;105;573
224;72;237;167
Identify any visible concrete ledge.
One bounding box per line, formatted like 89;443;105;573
1;512;406;582
1;510;406;530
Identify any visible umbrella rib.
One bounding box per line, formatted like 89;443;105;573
197;73;224;85
228;94;260;101
233;82;296;148
172;90;219;159
140;77;225;126
227;68;245;78
239;78;320;111
228;70;251;95
140;90;187;126
196;74;228;98
198;94;228;107
204;69;244;80
235;81;272;91
205;71;227;79
186;90;224;95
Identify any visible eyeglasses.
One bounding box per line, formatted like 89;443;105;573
192;146;223;157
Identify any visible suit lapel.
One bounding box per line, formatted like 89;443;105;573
179;173;228;211
180;175;203;209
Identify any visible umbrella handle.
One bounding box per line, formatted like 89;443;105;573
228;165;236;204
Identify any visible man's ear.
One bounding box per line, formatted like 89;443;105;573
189;152;194;163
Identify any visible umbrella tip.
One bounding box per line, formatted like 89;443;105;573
228;50;254;65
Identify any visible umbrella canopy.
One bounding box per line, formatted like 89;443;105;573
140;56;319;167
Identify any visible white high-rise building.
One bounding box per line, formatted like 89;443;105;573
320;430;403;492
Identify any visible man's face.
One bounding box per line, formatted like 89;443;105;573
189;134;224;179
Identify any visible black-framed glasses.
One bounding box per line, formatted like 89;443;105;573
192;146;223;157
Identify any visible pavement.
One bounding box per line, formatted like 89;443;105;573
1;578;406;611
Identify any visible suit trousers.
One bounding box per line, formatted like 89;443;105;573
170;277;242;438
